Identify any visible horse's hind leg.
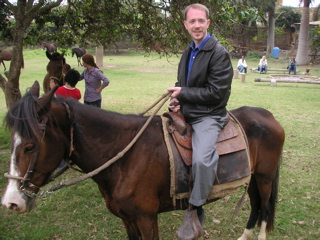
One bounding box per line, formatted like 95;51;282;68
238;176;260;240
2;61;6;71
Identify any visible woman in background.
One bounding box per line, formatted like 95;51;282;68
80;54;110;108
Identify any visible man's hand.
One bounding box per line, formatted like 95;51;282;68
168;98;180;112
167;87;181;98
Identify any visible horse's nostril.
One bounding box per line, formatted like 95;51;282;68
9;203;19;211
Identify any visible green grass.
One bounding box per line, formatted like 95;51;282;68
0;49;320;239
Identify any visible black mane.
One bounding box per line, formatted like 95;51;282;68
5;91;43;140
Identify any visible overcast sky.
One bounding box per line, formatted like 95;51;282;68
282;0;320;7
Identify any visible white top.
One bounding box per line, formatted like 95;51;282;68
259;58;268;65
237;59;247;68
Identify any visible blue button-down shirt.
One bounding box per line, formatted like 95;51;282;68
186;34;211;86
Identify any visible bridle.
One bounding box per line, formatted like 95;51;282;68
4;118;48;198
4;92;172;198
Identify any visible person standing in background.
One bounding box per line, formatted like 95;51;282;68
80;54;110;108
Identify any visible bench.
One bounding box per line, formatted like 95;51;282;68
250;68;299;73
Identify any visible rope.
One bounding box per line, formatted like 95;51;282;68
40;92;172;195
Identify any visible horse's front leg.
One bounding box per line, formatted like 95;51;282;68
136;215;160;240
122;219;142;240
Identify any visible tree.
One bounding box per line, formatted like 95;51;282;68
0;0;63;109
242;0;277;57
0;0;250;109
296;0;313;65
309;25;320;62
276;6;301;28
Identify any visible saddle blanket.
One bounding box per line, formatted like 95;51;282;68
162;113;251;207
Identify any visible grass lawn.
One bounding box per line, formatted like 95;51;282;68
0;49;319;239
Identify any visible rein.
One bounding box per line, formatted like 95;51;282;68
4;92;172;198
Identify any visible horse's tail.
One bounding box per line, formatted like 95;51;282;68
264;154;282;232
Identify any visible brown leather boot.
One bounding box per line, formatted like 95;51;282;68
176;207;204;240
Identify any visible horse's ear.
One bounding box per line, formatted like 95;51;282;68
36;85;58;115
29;81;40;98
46;50;51;60
61;51;65;58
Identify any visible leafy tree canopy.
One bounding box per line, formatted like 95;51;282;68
1;0;258;55
275;6;302;28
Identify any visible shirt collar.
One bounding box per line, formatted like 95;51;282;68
190;34;211;50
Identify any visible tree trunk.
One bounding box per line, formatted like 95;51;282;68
96;46;104;68
267;13;275;58
296;0;310;65
0;27;26;109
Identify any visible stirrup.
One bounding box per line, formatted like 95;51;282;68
177;209;204;240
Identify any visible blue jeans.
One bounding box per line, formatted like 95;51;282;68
238;66;247;73
84;99;102;108
258;65;268;73
288;65;296;75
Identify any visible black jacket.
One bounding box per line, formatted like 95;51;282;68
175;35;233;122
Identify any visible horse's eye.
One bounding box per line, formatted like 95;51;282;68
24;145;35;153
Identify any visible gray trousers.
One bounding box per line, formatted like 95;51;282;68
188;114;227;207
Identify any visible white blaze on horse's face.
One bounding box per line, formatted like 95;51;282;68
1;132;35;213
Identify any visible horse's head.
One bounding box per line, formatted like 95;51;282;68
43;51;66;92
42;42;47;50
1;81;71;213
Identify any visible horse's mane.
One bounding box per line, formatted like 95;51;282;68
5;91;43;140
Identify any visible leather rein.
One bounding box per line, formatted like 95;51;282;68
4;92;172;198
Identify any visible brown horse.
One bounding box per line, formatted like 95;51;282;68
0;49;24;71
72;47;86;66
1;82;285;240
43;51;66;93
42;42;57;53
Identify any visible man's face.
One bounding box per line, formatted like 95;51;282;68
184;7;210;46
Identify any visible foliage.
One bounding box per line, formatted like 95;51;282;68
309;25;320;62
0;1;13;41
246;51;263;59
0;0;260;55
275;6;301;28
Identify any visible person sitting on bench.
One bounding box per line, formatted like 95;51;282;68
258;56;268;74
237;56;248;73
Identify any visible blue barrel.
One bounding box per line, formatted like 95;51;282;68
272;47;280;58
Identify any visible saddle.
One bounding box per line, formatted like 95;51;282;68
162;111;251;203
163;111;246;166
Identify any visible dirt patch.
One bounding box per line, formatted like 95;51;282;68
102;65;176;73
127;68;176;73
102;64;117;69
